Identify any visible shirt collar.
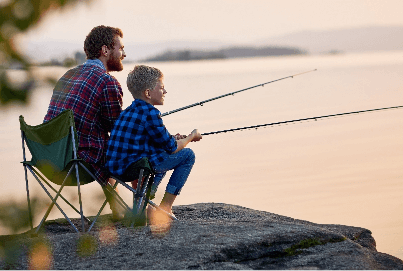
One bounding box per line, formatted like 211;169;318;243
85;59;106;71
133;99;161;114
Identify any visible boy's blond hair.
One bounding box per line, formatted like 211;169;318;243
127;65;163;99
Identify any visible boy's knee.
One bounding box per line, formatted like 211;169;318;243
184;148;195;164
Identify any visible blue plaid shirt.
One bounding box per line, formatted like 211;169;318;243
106;99;177;176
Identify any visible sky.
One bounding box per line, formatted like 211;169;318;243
18;0;403;60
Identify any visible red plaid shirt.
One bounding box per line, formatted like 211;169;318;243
44;59;123;185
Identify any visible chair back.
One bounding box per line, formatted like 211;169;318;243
20;110;94;186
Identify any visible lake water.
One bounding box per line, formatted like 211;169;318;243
1;51;403;259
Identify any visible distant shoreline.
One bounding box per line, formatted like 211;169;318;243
141;45;307;62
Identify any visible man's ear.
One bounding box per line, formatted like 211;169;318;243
101;45;109;57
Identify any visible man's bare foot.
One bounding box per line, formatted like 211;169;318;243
111;209;124;221
112;213;124;221
110;200;125;221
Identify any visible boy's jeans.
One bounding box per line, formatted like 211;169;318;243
152;148;195;196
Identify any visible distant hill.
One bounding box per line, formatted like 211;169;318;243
22;25;403;63
23;40;232;64
142;46;306;62
259;25;403;54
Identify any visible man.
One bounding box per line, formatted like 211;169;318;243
44;25;126;219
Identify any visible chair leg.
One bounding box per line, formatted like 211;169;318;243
87;183;116;232
87;182;131;232
105;184;131;212
70;126;85;232
135;176;150;213
36;165;76;227
111;176;178;225
78;162;130;215
74;163;85;232
113;179;137;211
111;177;145;227
21;133;34;232
23;165;34;232
134;169;144;213
26;166;79;233
31;166;91;223
114;177;178;221
131;173;152;228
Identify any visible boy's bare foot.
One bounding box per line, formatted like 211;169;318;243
148;208;172;235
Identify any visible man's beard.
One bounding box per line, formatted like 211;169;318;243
106;52;123;72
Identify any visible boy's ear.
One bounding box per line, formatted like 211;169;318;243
144;89;151;99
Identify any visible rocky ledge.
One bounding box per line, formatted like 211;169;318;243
1;203;403;269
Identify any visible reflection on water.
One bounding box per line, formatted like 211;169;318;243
1;51;403;259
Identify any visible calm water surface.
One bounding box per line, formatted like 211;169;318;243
1;51;403;259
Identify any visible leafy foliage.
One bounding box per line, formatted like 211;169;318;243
0;197;46;234
76;234;98;257
0;197;47;268
0;0;91;106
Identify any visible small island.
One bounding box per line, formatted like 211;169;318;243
142;46;307;62
26;45;306;67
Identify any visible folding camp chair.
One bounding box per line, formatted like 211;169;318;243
20;109;176;234
20;109;100;233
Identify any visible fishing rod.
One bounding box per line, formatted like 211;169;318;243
161;69;317;117
201;105;403;136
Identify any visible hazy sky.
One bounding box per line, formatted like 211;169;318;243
22;0;403;45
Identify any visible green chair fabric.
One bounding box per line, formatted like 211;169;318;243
20;110;93;186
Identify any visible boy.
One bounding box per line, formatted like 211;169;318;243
106;65;202;220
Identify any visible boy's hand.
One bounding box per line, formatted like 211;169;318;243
174;133;187;140
190;129;202;142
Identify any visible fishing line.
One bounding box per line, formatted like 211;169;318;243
201;105;403;136
161;69;317;117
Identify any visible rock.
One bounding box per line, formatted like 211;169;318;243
1;203;402;269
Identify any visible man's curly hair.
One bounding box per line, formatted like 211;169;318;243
127;65;163;99
84;25;123;60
